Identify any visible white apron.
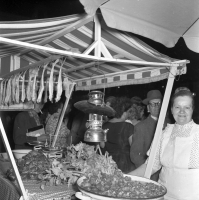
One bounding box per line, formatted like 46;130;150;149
158;126;199;200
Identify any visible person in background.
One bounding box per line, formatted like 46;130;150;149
131;96;142;107
45;100;71;148
125;106;140;146
128;87;199;200
13;102;44;149
130;90;162;178
136;104;147;121
125;106;140;126
105;96;116;107
70;95;89;145
103;96;117;123
100;97;135;173
131;96;147;121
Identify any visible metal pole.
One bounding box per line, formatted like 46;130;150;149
0;37;185;67
51;83;75;147
0;117;28;199
144;66;177;178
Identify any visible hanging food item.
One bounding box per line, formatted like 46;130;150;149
32;67;39;102
49;59;59;102
63;76;74;98
21;70;27;102
44;77;49;103
15;73;21;104
26;68;37;101
2;80;8;105
55;66;62;102
4;78;12;106
37;64;47;103
0;80;4;106
11;75;17;104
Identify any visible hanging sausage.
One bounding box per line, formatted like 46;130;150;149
15;73;21;104
21;70;27;103
0;80;4;106
32;67;39;102
55;65;62;102
4;78;12;106
2;80;8;105
44;77;49;103
11;75;17;104
49;59;59;102
37;64;47;103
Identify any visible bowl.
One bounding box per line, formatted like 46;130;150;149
12;149;32;159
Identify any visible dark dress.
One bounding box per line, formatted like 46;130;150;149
102;121;135;173
13;111;39;149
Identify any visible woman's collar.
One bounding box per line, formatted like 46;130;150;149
175;120;194;127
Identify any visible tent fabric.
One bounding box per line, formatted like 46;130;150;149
80;0;199;53
0;14;187;91
75;66;185;90
0;14;91;58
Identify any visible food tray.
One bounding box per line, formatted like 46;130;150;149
77;175;167;200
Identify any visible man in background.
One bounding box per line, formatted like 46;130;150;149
130;90;162;180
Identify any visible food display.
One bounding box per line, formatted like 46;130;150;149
11;142;167;198
15;143;105;190
17;150;50;180
78;173;166;199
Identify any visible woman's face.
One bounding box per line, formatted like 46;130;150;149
171;96;193;125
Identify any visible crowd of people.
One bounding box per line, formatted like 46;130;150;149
2;86;199;200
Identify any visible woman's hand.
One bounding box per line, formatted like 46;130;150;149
128;163;147;177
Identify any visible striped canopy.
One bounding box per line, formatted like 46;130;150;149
0;13;187;90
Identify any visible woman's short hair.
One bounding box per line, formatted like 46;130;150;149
127;106;139;120
136;105;146;120
111;97;132;118
105;96;116;106
171;87;195;109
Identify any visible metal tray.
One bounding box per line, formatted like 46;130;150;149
77;175;167;200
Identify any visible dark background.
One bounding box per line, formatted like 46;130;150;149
0;0;199;150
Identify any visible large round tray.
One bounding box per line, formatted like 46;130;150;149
77;175;167;200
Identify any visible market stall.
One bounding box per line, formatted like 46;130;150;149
0;13;188;200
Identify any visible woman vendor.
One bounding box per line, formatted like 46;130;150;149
128;87;199;200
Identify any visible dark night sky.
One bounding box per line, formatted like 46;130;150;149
0;0;199;91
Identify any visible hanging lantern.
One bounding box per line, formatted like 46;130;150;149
84;113;108;142
88;91;104;105
74;90;115;142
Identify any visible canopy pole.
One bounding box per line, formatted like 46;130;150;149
94;14;101;57
144;66;177;178
0;37;183;67
51;83;75;147
0;117;28;199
